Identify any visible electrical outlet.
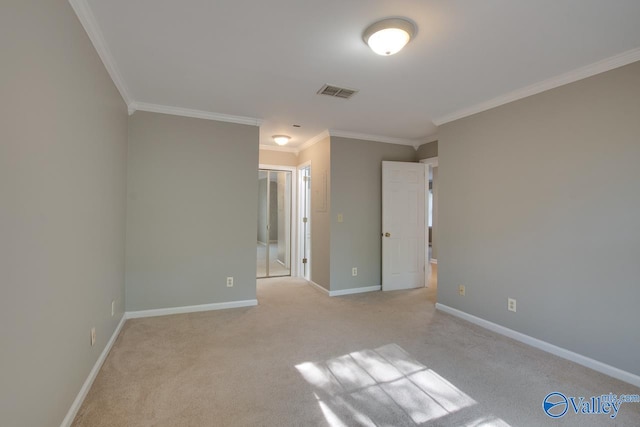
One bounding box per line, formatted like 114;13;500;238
90;327;96;346
508;298;517;312
352;267;357;276
337;214;344;223
458;285;465;296
111;300;115;317
226;277;234;287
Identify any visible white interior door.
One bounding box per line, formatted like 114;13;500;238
382;161;426;291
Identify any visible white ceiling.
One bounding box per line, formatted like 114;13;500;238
75;0;640;150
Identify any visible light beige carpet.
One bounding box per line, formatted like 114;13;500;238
73;278;640;426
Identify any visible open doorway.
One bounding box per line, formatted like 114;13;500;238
257;166;295;278
421;157;438;299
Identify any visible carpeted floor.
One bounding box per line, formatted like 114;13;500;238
73;278;640;426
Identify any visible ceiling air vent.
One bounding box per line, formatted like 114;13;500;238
317;84;358;99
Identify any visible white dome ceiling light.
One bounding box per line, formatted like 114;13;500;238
363;18;416;56
272;135;291;145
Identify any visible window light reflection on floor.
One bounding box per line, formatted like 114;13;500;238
296;343;510;426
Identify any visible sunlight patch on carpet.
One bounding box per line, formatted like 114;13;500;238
296;343;511;426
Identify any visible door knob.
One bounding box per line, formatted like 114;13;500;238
384;232;391;237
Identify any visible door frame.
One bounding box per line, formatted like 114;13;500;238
296;160;311;280
259;164;298;277
420;157;438;286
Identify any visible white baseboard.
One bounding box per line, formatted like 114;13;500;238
307;281;381;297
308;280;329;295
435;303;640;388
126;299;258;319
330;285;381;297
60;314;126;427
61;297;259;425
430;258;438;264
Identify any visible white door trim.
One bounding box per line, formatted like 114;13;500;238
420;157;439;277
419;157;439;166
296;161;311;280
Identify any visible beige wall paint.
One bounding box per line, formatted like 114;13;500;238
126;112;259;310
330;137;417;291
438;60;640;376
298;137;331;289
0;1;128;425
417;140;438;160
259;149;299;167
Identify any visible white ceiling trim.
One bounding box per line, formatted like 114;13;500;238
259;144;299;154
68;0;133;106
297;130;331;153
328;129;422;147
130;102;263;127
433;47;640;126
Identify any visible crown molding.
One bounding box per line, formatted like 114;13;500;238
259;144;299;154
68;0;133;106
328;129;420;147
296;129;436;153
297;130;331;153
412;135;439;150
130;102;263;127
433;47;640;126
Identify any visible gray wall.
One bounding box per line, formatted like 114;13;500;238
0;1;128;426
126;112;258;310
416;140;438;160
438;61;640;375
298;137;331;289
330;137;417;291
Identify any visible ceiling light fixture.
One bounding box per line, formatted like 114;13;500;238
272;135;291;146
363;18;416;56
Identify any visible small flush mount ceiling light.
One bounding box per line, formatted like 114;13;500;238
363;18;416;56
272;135;291;146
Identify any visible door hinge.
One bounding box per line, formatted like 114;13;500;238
302;217;308;223
302;258;308;264
304;176;311;182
